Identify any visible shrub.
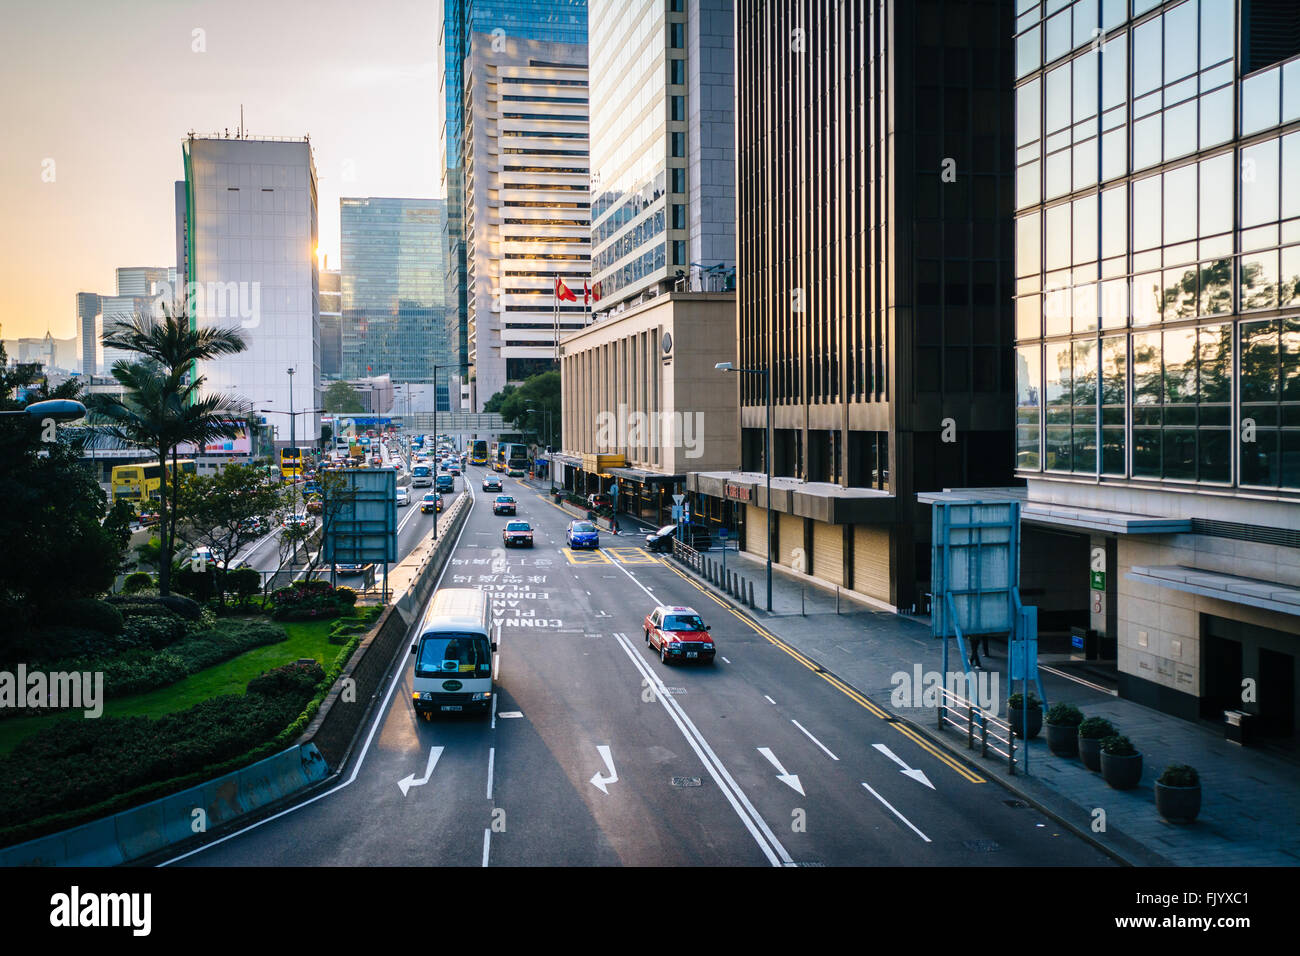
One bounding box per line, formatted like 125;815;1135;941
1157;764;1199;787
1100;734;1138;756
121;612;188;650
246;659;325;699
106;594;202;622
1078;716;1117;740
334;586;358;607
122;572;155;594
44;599;124;637
227;567;261;606
1045;702;1084;727
1007;692;1042;711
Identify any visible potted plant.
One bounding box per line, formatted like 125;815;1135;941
1006;692;1043;739
1155;764;1201;823
1099;735;1143;790
1044;702;1084;757
1077;717;1116;771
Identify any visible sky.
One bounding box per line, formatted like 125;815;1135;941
0;0;443;342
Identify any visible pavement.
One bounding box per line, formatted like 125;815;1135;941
590;498;1300;868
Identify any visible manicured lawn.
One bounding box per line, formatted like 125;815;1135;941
0;606;380;756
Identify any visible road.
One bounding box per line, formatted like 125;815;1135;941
169;462;1113;867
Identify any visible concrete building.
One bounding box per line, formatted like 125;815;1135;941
1010;0;1300;738
462;34;591;410
557;292;737;523
179;134;321;447
588;0;735;311
319;267;342;378
76;292;100;375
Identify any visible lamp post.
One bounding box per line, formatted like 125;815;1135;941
286;367;296;452
716;362;772;612
0;399;87;422
431;363;464;542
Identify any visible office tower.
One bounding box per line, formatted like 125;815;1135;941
339;198;448;402
320;267;342;378
692;1;1016;611
442;0;589;398
115;267;170;297
1013;0;1300;732
76;292;101;375
462;35;590;408
588;0;735;309
180;134;321;445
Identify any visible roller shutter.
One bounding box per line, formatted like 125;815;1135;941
853;525;891;601
812;521;845;586
745;503;769;559
779;513;804;570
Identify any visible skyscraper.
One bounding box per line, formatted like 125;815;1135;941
442;0;589;397
319;267;342;378
76;292;100;375
180;134;321;446
463;35;590;408
1012;0;1300;733
588;0;735;309
340;197;448;395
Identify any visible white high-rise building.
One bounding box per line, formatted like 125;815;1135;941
179;135;321;446
463;34;590;410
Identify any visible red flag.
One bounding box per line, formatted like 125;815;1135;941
583;281;591;305
555;275;577;302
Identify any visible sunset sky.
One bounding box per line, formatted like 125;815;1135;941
0;0;442;341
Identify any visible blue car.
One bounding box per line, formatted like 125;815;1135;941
567;519;600;549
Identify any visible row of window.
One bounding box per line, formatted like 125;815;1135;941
592;209;666;276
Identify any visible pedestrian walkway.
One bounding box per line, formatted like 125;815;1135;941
674;546;1300;867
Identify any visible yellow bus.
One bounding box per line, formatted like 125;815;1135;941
111;460;197;506
280;447;304;479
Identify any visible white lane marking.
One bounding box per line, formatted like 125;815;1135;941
482;828;491;867
872;743;935;789
611;631;791;867
486;747;495;800
721;656;732;663
490;691;498;730
589;745;618;794
397;746;445;797
757;747;805;795
764;695;776;705
861;782;932;843
498;711;523;718
159;487;478;865
792;720;839;761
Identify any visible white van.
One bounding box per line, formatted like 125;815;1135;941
410;588;496;718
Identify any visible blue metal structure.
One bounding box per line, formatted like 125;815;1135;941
324;469;399;596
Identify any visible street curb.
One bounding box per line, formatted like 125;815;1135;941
662;553;1162;867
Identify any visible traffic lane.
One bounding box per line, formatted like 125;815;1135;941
617;558;1115;865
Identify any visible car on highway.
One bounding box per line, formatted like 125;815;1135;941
493;460;506;473
492;495;517;516
238;515;265;535
566;519;599;549
372;455;383;466
643;605;715;665
137;509;160;527
449;463;461;476
283;513;312;531
503;520;534;548
645;524;713;552
421;492;443;514
337;562;366;575
482;475;502;492
587;493;611;510
305;495;323;515
436;474;455;493
396;487;410;507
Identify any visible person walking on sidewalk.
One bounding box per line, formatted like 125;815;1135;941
968;633;990;669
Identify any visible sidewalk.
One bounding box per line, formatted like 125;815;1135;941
676;546;1300;867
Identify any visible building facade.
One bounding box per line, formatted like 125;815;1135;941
588;0;735;311
698;0;1016;610
180;135;321;446
340;197;448;396
1013;0;1300;736
76;292;100;376
463;34;591;409
319;267;342;378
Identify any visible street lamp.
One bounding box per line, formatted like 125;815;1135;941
0;398;87;422
286;367;296;451
525;403;555;492
716;361;772;612
431;363;465;542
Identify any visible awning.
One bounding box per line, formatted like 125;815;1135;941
917;487;1191;535
607;465;682;484
1126;565;1300;617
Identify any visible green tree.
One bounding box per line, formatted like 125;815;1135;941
482;384;517;414
493;371;560;446
87;309;248;596
325;381;365;414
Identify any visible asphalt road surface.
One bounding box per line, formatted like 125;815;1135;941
169;463;1114;867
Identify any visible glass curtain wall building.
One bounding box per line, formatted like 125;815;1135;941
1014;0;1300;733
340;198;449;398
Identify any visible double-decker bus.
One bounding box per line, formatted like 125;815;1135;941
111;460;197;506
280;447;304;479
496;442;529;473
470;439;489;466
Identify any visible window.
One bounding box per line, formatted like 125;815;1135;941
670;59;685;85
1101;335;1126;474
672;240;686;265
671;132;686;157
670;22;684;48
671;95;686;121
672;204;686;229
671;167;686;193
1016;345;1041;470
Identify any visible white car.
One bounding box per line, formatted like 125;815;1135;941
396;487;410;507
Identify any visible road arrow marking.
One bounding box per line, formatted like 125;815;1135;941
590;745;618;794
398;746;444;797
757;747;805;795
872;743;935;789
498;711;524;718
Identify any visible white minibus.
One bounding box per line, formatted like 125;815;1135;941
410;588;496;718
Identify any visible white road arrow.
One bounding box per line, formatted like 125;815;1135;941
590;745;618;794
398;746;445;797
872;743;935;790
757;747;805;795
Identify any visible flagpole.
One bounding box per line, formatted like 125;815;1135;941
554;274;559;364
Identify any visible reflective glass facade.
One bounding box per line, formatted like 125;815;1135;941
340;198;448;383
1015;0;1300;492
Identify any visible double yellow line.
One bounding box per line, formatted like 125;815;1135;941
659;560;985;785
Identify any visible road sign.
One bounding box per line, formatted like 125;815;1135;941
1090;570;1106;590
671;505;683;520
672;494;685;506
718;528;729;540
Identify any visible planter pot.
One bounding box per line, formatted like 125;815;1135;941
1100;750;1144;790
1079;736;1104;771
1008;705;1042;739
1044;721;1079;757
1154;782;1201;823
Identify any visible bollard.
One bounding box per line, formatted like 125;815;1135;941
801;586;806;616
967;704;974;749
729;571;736;597
747;579;754;607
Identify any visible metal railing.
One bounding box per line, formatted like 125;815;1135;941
938;686;1021;774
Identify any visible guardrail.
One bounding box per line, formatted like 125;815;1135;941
937;686;1021;774
670;538;757;609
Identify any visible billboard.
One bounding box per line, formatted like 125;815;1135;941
322;468;398;565
177;422;252;456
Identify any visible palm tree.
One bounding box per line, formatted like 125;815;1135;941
88;309;249;595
